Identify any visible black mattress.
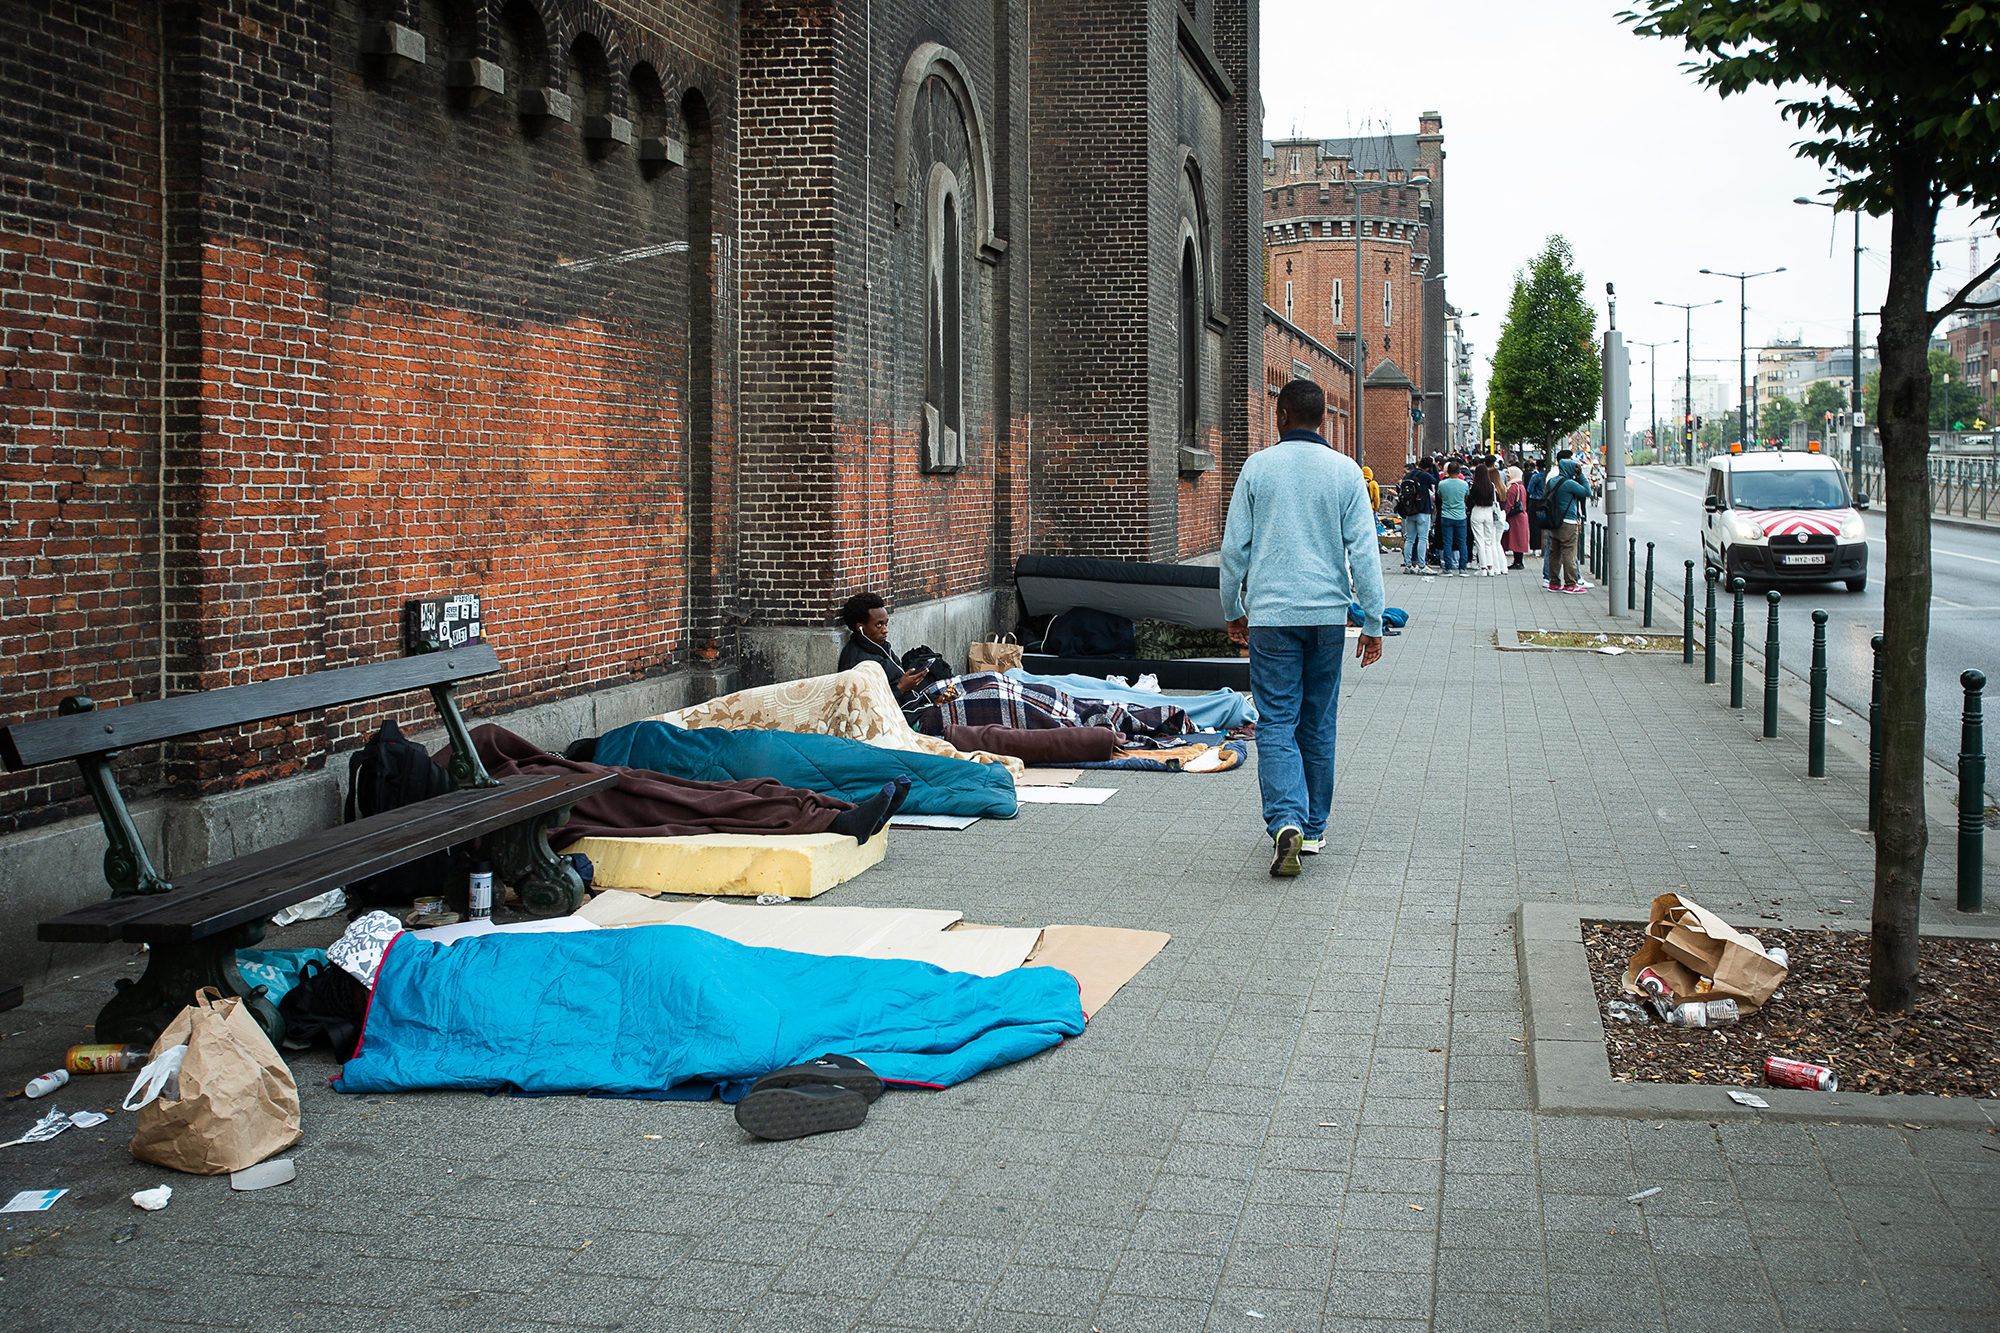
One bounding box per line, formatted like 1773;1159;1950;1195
1013;554;1225;630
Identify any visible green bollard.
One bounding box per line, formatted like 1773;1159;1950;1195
1704;566;1719;684
1730;577;1746;710
1868;634;1884;831
1960;670;1986;914
1809;610;1828;777
1683;560;1695;663
1763;590;1781;738
1628;537;1637;611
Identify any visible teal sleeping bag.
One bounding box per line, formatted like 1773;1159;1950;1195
593;721;1018;819
332;926;1086;1100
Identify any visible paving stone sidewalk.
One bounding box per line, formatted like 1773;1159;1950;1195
1;566;1994;1332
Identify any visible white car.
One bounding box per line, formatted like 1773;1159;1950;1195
1701;450;1869;593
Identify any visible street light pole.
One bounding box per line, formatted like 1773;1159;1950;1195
1656;299;1721;464
1700;266;1786;449
1630;338;1678;463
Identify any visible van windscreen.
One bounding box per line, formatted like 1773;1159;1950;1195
1730;469;1850;511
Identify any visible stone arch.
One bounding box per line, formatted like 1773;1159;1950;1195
892;43;1004;264
1177;148;1223;331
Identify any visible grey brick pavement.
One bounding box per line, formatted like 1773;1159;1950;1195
1;568;1993;1331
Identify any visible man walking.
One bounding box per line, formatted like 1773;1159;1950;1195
1221;380;1386;878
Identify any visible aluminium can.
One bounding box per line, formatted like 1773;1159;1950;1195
1764;1056;1837;1091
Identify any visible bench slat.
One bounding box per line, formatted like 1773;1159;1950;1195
1;643;502;771
38;770;615;945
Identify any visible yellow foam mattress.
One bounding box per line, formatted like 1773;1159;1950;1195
564;832;887;900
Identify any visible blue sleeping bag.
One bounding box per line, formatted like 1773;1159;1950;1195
1002;669;1257;730
593;721;1018;819
333;926;1086;1100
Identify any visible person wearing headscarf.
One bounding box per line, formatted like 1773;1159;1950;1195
1501;464;1530;570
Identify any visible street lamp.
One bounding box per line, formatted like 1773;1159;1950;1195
1656;298;1723;463
1629;338;1678;464
1347;172;1430;466
1700;266;1786;450
1796;193;1866;498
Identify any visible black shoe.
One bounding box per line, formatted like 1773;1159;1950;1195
746;1053;885;1103
733;1083;870;1141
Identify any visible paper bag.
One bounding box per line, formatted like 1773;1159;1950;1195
1620;892;1787;1012
967;633;1023;674
128;988;303;1175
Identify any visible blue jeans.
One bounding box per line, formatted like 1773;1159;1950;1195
1439;517;1469;571
1401;511;1431;570
1247;625;1345;839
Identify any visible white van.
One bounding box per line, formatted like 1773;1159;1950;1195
1701;450;1869;593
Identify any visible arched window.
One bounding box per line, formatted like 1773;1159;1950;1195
1179;239;1200;450
924;164;963;473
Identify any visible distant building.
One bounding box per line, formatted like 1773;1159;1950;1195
1669;374;1730;424
1944;281;2000;425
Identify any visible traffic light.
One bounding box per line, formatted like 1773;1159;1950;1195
1684;413;1694;445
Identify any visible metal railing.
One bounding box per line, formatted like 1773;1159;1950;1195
1855;447;1998;522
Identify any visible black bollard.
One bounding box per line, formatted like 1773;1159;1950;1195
1809;610;1829;777
1682;560;1695;662
1704;566;1719;684
1644;543;1656;628
1960;670;1986;914
1763;590;1781;738
1868;634;1884;831
1730;577;1747;710
1627;538;1637;611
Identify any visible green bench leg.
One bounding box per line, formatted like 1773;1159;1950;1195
487;804;585;918
96;924;284;1049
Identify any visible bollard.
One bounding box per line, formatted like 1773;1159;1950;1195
1628;537;1637;611
1960;670;1986;914
1682;560;1695;662
1730;577;1747;709
1868;634;1884;831
1644;543;1656;628
1809;610;1829;777
1763;590;1781;739
1704;566;1719;684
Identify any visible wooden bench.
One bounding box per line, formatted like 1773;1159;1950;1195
1;643;616;1046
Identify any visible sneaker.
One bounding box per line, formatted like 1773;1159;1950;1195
744;1054;885;1104
1563;584;1588;594
1270;826;1303;878
1546;582;1563;592
1133;673;1160;693
1300;836;1325;856
1105;674;1129;687
733;1082;870;1141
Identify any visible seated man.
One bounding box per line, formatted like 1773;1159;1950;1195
836;592;951;714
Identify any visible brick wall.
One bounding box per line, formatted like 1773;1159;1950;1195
1257;307;1354;454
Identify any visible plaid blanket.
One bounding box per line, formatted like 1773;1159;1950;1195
909;672;1193;741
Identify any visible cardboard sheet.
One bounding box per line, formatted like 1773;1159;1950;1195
1014;787;1116;805
410;917;600;946
955;922;1171;1016
1014;769;1081;787
889;814;980;830
566;831;887;899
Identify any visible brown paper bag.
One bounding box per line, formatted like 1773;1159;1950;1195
967;633;1023;674
1620;892;1787;1012
129;988;303;1175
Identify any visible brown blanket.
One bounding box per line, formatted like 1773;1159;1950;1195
942;723;1119;765
464;725;850;848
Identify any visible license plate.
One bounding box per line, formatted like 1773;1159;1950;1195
1780;553;1827;565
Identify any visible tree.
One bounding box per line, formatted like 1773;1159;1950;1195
1862;350;1986;429
1762;394;1801;442
1803;377;1846;428
1485;236;1601;448
1622;1;2000;1013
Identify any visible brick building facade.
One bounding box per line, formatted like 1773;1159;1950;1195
0;0;1265;908
1256;308;1354;453
1260;118;1447;477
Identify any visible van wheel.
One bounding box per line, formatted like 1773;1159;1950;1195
1845;575;1867;593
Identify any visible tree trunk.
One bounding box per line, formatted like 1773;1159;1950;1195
1867;151;1938;1014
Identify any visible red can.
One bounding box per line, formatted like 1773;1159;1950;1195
1634;966;1672;998
1764;1056;1837;1092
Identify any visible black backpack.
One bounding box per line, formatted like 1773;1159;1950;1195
1544;472;1572;529
343;719;456;911
278;958;372;1057
1394;474;1427;518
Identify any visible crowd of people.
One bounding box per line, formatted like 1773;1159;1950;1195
1389;448;1600;594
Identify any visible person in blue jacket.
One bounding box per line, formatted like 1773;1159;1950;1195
1545;455;1593;593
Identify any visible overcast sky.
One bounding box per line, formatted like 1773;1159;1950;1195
1262;0;1997;421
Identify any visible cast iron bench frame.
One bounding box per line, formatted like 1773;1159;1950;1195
1;643;616;1046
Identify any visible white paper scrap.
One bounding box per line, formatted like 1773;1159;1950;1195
888;813;980;830
68;1110;109;1129
131;1185;172;1211
1726;1089;1771;1108
1596;646;1628;656
1014;787;1116;805
1627;1186;1662;1203
2;1188;66;1213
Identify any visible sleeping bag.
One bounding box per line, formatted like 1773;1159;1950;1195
593;721;1018;819
332;925;1086;1100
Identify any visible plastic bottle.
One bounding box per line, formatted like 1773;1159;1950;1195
24;1068;69;1098
1765;946;1789;970
467;861;494;920
66;1044;148;1074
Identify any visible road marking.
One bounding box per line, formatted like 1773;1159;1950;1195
1632;473;1704;501
1862;537;2000;566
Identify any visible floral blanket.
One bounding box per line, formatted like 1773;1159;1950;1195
657;666;1024;776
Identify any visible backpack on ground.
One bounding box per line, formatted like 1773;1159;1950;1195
343;719;456;912
1394;474;1427;518
277;958;372;1056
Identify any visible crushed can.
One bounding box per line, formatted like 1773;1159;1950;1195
1765;1056;1836;1091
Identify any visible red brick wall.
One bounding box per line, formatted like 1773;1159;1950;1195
1256;308;1354;456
